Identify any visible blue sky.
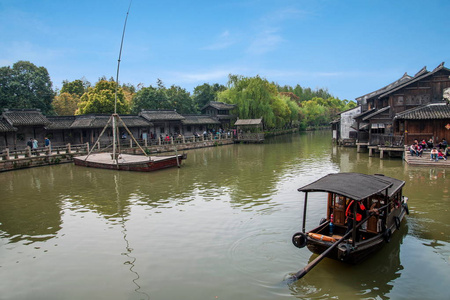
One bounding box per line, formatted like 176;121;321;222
1;0;449;101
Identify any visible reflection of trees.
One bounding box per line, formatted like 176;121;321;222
0;166;63;244
183;131;335;209
289;223;408;299
0;132;336;242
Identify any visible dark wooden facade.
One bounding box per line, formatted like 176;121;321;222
201;101;237;129
353;62;450;146
394;103;450;145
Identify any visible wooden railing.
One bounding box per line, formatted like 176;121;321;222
0;143;89;161
1;133;234;161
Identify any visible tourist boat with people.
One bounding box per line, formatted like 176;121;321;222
291;173;409;279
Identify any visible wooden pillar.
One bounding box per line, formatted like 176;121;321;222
67;143;71;154
380;149;384;159
86;142;90;153
369;147;373;157
4;148;10;160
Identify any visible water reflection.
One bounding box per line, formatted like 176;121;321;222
1;131;449;299
0;167;63;244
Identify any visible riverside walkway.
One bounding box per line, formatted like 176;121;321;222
404;149;450;167
0;134;233;172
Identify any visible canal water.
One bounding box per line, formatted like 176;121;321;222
0;131;448;300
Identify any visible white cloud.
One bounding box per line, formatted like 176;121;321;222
202;30;237;51
246;28;284;55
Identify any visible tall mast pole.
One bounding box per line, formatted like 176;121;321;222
113;0;132;162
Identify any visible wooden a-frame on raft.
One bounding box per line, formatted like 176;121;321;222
291;173;409;280
73;3;186;172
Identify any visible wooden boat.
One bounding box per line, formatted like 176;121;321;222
73;152;186;172
292;173;409;264
73;7;187;173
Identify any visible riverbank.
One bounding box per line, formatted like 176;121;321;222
404;149;450;166
0;139;233;172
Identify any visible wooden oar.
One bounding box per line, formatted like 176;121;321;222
291;206;387;281
293;229;353;280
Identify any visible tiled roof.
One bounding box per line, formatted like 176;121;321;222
362;106;391;121
46;116;76;130
70;115;151;129
395;103;450;120
181;115;221;125
201;101;236;111
139;110;185;122
353;108;377;120
379;62;450;98
2;109;50;126
234;118;263;126
356;73;413;102
0;117;17;132
118;115;153;127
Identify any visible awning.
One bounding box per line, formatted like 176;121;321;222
298;173;405;201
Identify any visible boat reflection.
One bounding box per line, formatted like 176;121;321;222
289;222;408;299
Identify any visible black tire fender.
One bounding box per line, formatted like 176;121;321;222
384;228;392;243
338;243;351;262
292;232;307;248
394;216;401;230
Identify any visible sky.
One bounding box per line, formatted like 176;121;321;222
1;0;449;101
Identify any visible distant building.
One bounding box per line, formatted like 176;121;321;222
338;62;450;147
201;101;237;129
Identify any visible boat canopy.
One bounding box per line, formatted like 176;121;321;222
298;173;405;201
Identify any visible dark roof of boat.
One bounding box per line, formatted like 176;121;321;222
298;173;405;201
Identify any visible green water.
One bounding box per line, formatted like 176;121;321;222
0;131;448;299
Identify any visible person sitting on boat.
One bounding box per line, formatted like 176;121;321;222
345;200;367;240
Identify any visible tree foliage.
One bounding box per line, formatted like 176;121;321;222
192;83;227;111
60;79;90;97
130;79;195;114
0;61;55;114
53;92;79;115
76;80;129;115
217;75;300;129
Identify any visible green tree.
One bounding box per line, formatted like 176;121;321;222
192;83;227;111
60;79;89;97
130;79;196;114
0;60;55;114
166;85;196;113
53;92;79;115
76;80;129;115
217;74;302;129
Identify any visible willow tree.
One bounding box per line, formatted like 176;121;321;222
218;75;277;128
